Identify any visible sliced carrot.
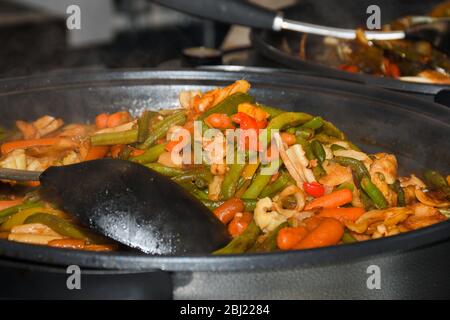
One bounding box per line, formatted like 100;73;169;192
83;244;117;251
228;212;252;237
0;199;23;211
107;111;131;128
318;207;365;223
1;138;61;154
48;238;86;249
110;144;124;158
95;113;109;129
304;189;353;210
213;198;245;224
85;145;109;161
295;218;344;250
277;226;309;250
165;137;184;152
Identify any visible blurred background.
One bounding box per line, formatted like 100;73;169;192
0;0;296;77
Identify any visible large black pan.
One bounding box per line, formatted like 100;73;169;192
251;0;450;99
0;69;449;299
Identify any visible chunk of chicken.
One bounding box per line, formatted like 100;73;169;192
319;161;353;187
16;116;64;139
369;153;397;184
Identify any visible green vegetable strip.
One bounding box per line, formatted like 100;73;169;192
248;222;287;253
336;182;355;192
0;201;43;220
213;221;261;255
300;116;324;130
138;111;186;149
361;177;388;209
334;156;370;182
91;129;138;146
331;144;346;151
201;199;257;212
391;180;405;207
24;213;107;244
311;140;326;163
322;120;345;139
242;160;282;199
130;143;166;164
173;168;213;185
260;171;292;198
221;163;246;199
296;136;326;178
199;92;254;120
265;112;313;142
137;111;151;143
424;169;450;196
145;163;184;177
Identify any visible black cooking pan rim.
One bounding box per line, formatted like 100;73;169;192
0;68;448;272
250;28;450;96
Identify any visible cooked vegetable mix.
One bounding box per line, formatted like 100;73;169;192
0;79;448;253
297;1;450;84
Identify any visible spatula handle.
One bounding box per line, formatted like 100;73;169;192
0;168;41;181
152;0;278;30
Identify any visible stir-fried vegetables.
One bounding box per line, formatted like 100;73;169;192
298;1;450;84
0;79;448;253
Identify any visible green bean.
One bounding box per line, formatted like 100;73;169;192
257;104;284;118
200;199;257;212
137;110;152;143
334;156;370;182
390;180;405;207
424;170;450;196
311;140;326;163
312;165;326;179
242;160;281;199
91;129;138;146
265;112;313;142
145;163;184;177
360;190;376;211
361;177;388;209
138;111;186;149
213;221;261;255
331;144;346;151
221;163;246;199
130;143;166;164
314;133;339;145
248;222;287;252
0;201;43;222
300;116;324;130
199;92;254;120
260;171;293;198
295;136;315;160
287;127;314;139
173;168;213;185
322;120;345;139
24;213;107;244
342;231;357;244
337;182;355;192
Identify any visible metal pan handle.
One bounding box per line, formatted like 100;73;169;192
152;0;277;30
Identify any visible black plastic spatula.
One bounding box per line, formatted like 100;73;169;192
152;0;450;54
0;159;230;254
